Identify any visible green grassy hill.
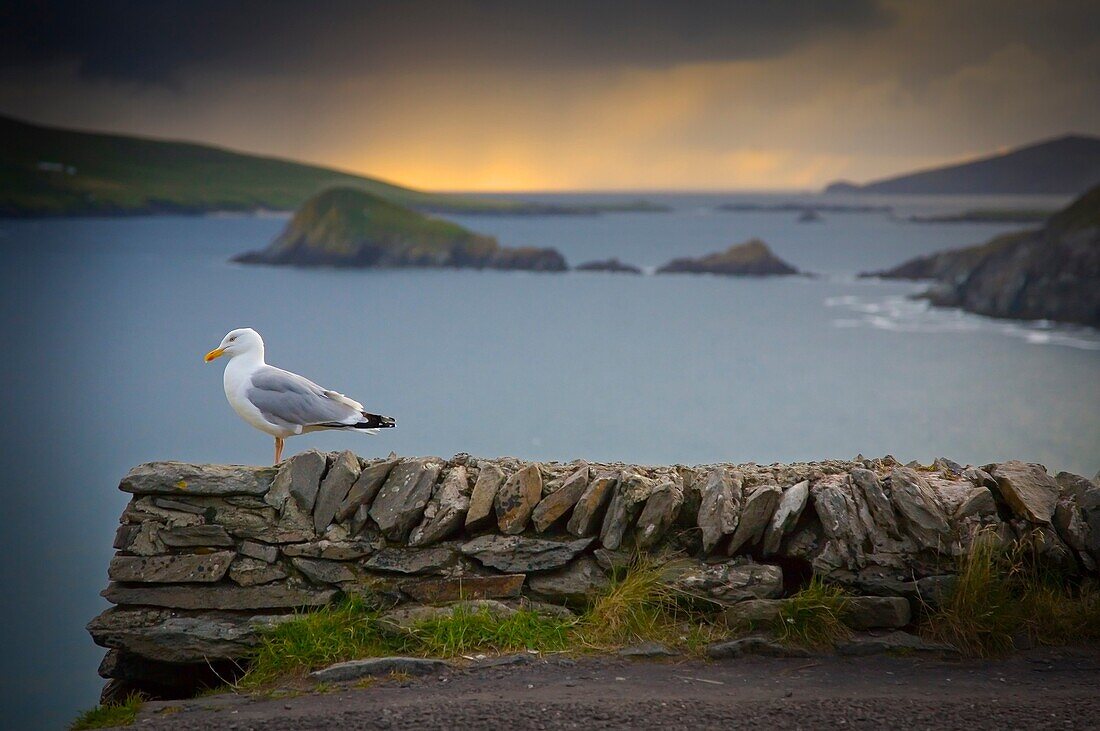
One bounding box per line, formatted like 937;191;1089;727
235;187;567;271
0;115;538;216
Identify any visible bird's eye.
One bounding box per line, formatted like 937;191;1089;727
228;336;237;342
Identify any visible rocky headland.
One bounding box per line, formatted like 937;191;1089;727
575;258;643;274
233;188;567;271
89;451;1098;703
656;239;800;276
823;134;1100;195
865;184;1100;326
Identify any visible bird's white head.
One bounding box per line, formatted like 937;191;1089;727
204;327;264;363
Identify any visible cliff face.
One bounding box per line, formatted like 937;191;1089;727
656;239;799;276
234;187;567;271
867;185;1100;326
89;451;1099;702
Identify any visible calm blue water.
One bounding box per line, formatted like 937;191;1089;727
1;193;1097;728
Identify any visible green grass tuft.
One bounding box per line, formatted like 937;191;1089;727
772;577;851;649
70;693;143;730
410;606;573;656
576;554;722;649
921;529;1100;657
239;596;405;689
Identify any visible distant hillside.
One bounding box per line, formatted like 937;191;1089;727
864;184;1100;326
825;135;1100;196
0;115;664;217
234;187;567;271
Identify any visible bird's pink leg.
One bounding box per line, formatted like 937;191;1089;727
274;437;284;464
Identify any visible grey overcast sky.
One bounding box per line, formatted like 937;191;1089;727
2;0;1098;190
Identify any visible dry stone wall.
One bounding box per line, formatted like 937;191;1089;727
89;451;1100;700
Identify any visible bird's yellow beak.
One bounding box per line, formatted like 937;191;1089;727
204;347;226;362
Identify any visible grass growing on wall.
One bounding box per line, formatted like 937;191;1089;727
239;597;406;689
411;605;573;656
228;536;1100;691
921;530;1100;657
773;577;851;650
236;555;725;688
69;694;143;730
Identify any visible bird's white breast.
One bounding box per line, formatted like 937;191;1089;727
223;358;292;437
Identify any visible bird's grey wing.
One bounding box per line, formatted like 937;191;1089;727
247;366;359;429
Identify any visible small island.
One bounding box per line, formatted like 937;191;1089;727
656;239;800;276
907;209;1055;224
575;258;643;274
234;187;567;271
863;184;1099;327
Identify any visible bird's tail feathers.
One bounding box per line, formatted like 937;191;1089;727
355;412;396;430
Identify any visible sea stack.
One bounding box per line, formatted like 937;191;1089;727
656;239;800;276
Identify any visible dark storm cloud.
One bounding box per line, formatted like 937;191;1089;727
1;0;890;84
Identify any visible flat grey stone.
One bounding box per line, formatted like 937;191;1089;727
706;635;810;659
266;451;327;511
229;557;287;586
158;525;234;549
120;462;276;497
469;654;534;668
990;460;1061;524
532;463;589;533
721;599;783;626
495;464;543;534
363;545;460;575
836;631;957;656
310;657;451;682
465;463;506;532
283;539;378;560
696;468;741;554
461;534;595;573
888;468;953;548
402;574;526;603
634;479;684;550
336;458;399;522
566;471;617;537
292;557;358;584
954;486;997;519
102;582;337;610
664;559;783;605
87;607;296;663
843;596;911;630
849;470;900;539
600;471;656;550
151;497;207;515
762;480;809;556
727;484;781;555
409;466;471;547
313;450;361;532
618;641;676;658
527;556;608;605
108;552;234;583
370;458;443;541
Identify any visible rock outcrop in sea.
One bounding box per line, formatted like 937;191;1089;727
234;187;567;271
656;239;800;276
89;452;1098;702
575;258;643;274
865;184;1100;326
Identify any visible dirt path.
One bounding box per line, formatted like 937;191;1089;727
135;648;1100;730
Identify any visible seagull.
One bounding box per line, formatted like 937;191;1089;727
204;328;395;463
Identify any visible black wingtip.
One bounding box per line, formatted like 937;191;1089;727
357;413;396;429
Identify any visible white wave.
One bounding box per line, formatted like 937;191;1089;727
827;294;1100;351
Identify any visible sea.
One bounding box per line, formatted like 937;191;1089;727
1;192;1097;728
